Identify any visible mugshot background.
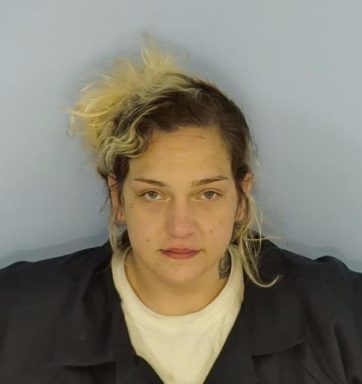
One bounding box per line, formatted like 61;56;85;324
0;0;361;270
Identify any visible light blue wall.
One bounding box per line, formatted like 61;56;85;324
1;0;361;270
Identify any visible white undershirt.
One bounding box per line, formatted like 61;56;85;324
111;249;244;384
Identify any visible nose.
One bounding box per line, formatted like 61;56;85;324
164;199;196;239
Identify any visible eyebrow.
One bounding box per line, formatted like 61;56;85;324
133;175;229;187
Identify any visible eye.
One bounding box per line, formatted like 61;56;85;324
140;191;161;201
201;191;221;200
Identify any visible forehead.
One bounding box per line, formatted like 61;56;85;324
129;127;231;175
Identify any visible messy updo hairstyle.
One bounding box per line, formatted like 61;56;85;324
67;41;278;287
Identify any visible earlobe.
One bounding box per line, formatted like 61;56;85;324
235;201;245;223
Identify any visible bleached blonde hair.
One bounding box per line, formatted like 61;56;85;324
67;40;279;288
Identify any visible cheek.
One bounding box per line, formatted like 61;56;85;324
125;208;157;249
207;215;235;241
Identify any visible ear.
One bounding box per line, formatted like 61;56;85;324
235;172;253;222
107;174;125;223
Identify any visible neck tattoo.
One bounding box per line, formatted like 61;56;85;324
218;251;231;279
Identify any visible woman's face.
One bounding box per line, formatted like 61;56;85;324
109;126;252;286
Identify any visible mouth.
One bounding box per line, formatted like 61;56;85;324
160;249;199;260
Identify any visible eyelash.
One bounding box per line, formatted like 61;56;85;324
139;190;222;201
140;191;159;201
202;191;221;200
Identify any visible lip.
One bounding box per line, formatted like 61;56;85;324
162;248;198;253
161;249;199;260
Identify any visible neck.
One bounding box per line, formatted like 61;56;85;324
124;256;230;316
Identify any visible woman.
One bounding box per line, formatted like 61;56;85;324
0;43;361;384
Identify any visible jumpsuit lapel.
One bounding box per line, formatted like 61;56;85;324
51;241;163;383
204;239;307;383
204;305;258;383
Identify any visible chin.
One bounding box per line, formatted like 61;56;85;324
156;265;208;285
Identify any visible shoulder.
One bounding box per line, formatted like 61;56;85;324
260;240;362;374
0;241;113;378
0;241;112;311
259;238;362;289
259;238;362;328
